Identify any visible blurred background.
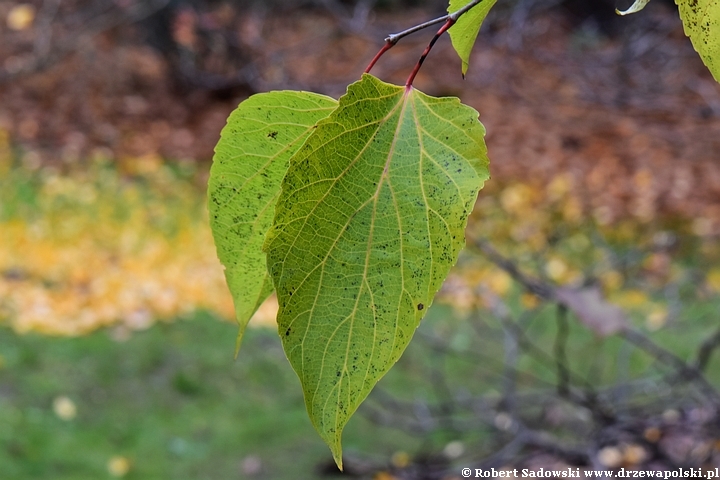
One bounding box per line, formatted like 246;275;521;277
2;0;720;478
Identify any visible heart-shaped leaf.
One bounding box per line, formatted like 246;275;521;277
264;74;489;468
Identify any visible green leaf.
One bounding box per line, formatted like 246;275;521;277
448;0;498;76
264;74;489;468
616;0;652;15
208;91;337;349
675;0;720;83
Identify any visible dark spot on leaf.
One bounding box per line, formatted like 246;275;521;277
417;303;424;311
268;131;278;139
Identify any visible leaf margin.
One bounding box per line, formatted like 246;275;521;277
264;73;490;468
208;90;337;350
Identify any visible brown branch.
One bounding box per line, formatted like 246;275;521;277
694;326;720;372
554;305;570;397
385;0;489;45
474;239;555;300
622;329;720;403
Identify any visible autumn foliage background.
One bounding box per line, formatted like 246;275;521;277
2;0;720;478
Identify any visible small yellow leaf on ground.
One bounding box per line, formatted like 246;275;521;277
644;427;662;443
521;292;540;309
374;472;398;480
707;268;720;293
600;271;624;293
547;173;573;201
646;307;668;331
545;257;568;282
562;197;583;223
622;443;648;465
7;4;35;31
597;446;623;468
486;270;512;296
52;396;77;421
107;456;131;477
500;184;533;214
612;290;649;309
391;451;410;468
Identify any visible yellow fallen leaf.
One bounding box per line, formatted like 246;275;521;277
500;184;533;214
646;306;668;331
485;269;512;297
52;396;77;421
7;4;35;31
391;451;410;468
545;257;568;283
707;268;720;293
600;270;624;293
562;196;583;223
521;292;540;309
107;456;131;477
612;290;649;309
547;173;573;201
597;445;623;468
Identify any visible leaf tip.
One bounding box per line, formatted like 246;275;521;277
234;324;246;359
333;453;343;472
326;436;343;471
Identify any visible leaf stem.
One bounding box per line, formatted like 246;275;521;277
364;41;394;74
405;18;454;88
364;0;489;75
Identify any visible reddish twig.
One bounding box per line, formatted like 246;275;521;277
406;18;454;88
364;41;394;74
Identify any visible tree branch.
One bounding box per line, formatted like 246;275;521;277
694;326;720;372
385;0;488;45
365;0;492;75
472;237;720;406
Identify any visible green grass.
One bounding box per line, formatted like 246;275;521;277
0;315;335;479
0;311;439;479
3;298;720;479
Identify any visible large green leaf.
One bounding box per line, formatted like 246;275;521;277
448;0;497;76
675;0;720;83
264;74;489;468
208;91;337;349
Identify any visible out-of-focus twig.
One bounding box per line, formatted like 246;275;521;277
554;305;570;397
0;0;172;85
694;326;720;372
472;237;720;406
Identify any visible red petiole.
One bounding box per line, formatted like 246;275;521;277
405;18;454;88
